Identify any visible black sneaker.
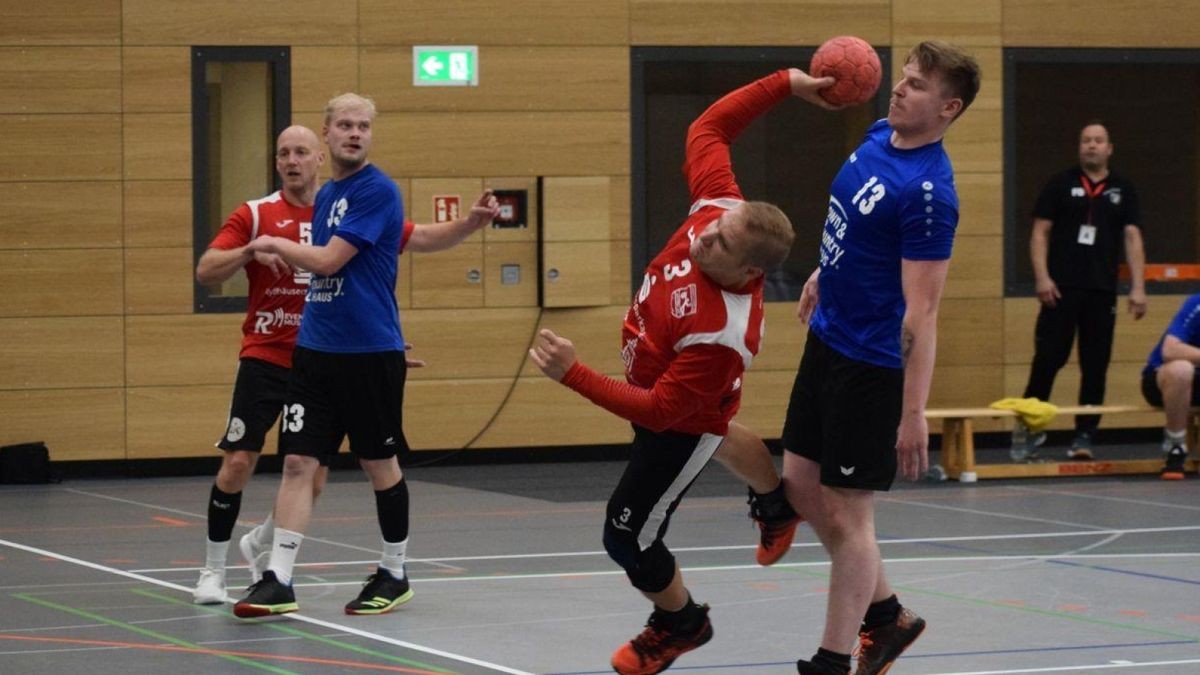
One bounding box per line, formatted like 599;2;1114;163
233;570;297;618
1162;444;1188;480
853;607;926;674
344;568;413;615
747;486;804;566
1066;432;1094;460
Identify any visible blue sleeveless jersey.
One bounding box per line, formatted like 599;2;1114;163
810;119;958;368
298;164;405;353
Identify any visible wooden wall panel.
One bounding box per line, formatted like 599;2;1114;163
292;47;359;114
403;307;540;380
122;0;358;45
631;0;890;46
471;377;633;448
409;178;485;242
359;0;629;46
747;303;808;372
893;0;1001;47
483;242;538;307
0;249;122;317
944;235;1002;298
544;177;611;241
938;297;1004;367
542;241;611;308
0;182;122;248
0;47;120;113
0;388;124;461
126;385;232;460
123;113;190;180
122;47;189;113
409;243;484;308
956;172;1002;237
929;365;1005;426
372;112;628;177
404;379;514;450
609;175;631;241
126;314;243;387
0;316;123;389
1003;0;1200;47
0;0;121;46
124;246;192;314
610;239;633;306
124;180;191;247
361;46;629;112
0;115;120;181
736;369;795;440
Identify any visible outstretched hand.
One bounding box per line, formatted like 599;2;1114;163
528;329;577;382
787;68;849;111
465;189;501;231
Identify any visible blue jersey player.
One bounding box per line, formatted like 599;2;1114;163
781;42;981;675
235;93;499;618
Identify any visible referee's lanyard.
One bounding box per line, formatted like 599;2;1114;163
1079;174;1107;226
1078;175;1106;246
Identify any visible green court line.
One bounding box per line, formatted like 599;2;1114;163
779;566;1200;643
14;593;297;674
132;589;456;674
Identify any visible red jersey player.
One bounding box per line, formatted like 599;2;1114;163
192;125;332;605
531;69;836;674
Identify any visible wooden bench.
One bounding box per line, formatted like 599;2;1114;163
926;404;1200;481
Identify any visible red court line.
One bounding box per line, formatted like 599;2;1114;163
0;634;453;674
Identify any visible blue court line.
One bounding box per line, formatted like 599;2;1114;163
1045;558;1200;586
542;639;1197;674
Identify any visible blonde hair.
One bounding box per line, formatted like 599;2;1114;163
739;201;795;269
324;93;377;124
906;41;981;119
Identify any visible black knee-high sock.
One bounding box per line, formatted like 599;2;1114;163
375;478;409;543
207;485;242;542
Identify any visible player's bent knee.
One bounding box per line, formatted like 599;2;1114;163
603;522;638;571
604;525;675;592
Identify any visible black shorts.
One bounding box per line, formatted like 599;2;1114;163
1141;368;1200;407
217;358;289;452
780;331;903;491
279;346;410;461
607;425;724;552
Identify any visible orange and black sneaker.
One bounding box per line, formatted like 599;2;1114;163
853;607;926;675
611;604;713;675
748;486;804;566
1161;444;1188;481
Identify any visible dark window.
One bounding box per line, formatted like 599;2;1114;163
192;46;291;312
631;47;891;300
1005;48;1200;295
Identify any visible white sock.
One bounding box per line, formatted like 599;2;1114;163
1165;428;1187;453
205;539;229;571
268;528;304;585
380;538;407;580
252;512;275;546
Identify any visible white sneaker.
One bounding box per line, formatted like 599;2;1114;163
193;567;226;605
239;531;269;584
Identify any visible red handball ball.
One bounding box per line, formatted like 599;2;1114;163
810;36;882;106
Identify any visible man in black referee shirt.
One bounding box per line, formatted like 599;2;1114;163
1014;121;1147;461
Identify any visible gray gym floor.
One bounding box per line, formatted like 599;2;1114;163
1;449;1198;674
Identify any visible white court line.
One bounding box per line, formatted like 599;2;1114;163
0;537;532;675
927;658;1200;674
880;495;1112;530
274;551;1200;589
1009;485;1200;512
128;524;1200;573
63;487;464;572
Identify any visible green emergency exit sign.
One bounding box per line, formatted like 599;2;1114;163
413;46;478;86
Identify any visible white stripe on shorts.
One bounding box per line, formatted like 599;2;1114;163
636;432;724;551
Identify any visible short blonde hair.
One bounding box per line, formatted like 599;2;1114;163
739;201;795;270
324;93;377;125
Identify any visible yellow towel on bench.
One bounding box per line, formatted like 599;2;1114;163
989;398;1058;433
